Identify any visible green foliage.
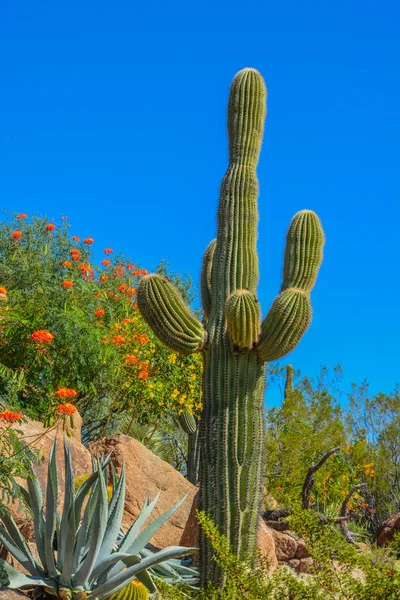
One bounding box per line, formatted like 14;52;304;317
154;511;400;600
347;382;400;523
0;212;202;438
0;438;198;599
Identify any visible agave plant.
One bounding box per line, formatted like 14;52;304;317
0;438;197;599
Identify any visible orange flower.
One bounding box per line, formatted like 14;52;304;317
0;410;23;422
125;354;138;365
140;269;148;276
0;287;7;295
119;284;127;293
137;371;149;381
95;292;102;298
70;249;81;261
12;231;22;240
111;335;126;346
101;259;111;267
79;263;94;279
99;275;108;282
138;360;149;371
126;263;135;270
103;248;113;254
122;318;133;324
62;280;73;289
16;213;27;220
113;266;125;277
84;237;94;245
62;261;72;268
55;388;78;398
138;334;149;345
31;330;54;343
61;216;68;220
72;236;80;242
46;224;55;232
131;303;138;309
126;287;136;296
56;403;77;416
95;309;105;318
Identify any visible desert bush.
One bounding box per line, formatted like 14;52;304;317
0;212;202;440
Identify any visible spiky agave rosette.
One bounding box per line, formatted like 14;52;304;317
0;438;198;599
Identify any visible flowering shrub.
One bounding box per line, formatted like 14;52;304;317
0;212;202;438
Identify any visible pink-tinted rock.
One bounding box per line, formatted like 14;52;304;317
258;518;278;571
271;529;298;561
295;539;310;559
286;558;300;572
299;557;314;573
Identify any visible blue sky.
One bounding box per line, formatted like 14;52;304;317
1;0;399;405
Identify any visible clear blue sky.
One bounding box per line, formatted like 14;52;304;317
1;0;399;405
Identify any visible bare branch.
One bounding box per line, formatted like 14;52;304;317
339;483;367;544
302;447;341;509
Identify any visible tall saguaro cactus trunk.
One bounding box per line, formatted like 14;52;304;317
137;68;325;587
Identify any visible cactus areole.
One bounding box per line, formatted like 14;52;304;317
137;68;325;585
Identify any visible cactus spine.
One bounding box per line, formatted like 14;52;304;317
109;579;149;600
137;68;324;585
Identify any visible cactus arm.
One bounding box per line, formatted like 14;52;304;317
257;210;324;361
225;290;261;349
178;410;197;435
257;288;312;361
137;274;206;355
281;210;325;293
200;239;216;319
284;364;294;399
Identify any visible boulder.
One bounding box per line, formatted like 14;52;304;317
258;517;278;571
271;529;298;561
376;513;400;547
89;435;198;550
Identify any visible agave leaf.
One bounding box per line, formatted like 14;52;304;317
72;478;100;574
74;456;111;524
91;546;196;600
92;464;126;574
140;548;198;579
73;459;109;586
115;493;159;555
16;484;31;511
0;509;44;575
57;438;75;572
44;438;58;577
0;524;43;577
110;461;118;492
0;558;53;590
135;568;157;594
127;494;189;556
26;465;47;571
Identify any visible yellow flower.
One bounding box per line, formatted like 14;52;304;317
189;374;196;381
188;365;195;370
169;353;177;364
171;389;179;399
149;392;155;398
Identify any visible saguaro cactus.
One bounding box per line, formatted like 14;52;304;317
137;68;324;585
178;409;200;485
